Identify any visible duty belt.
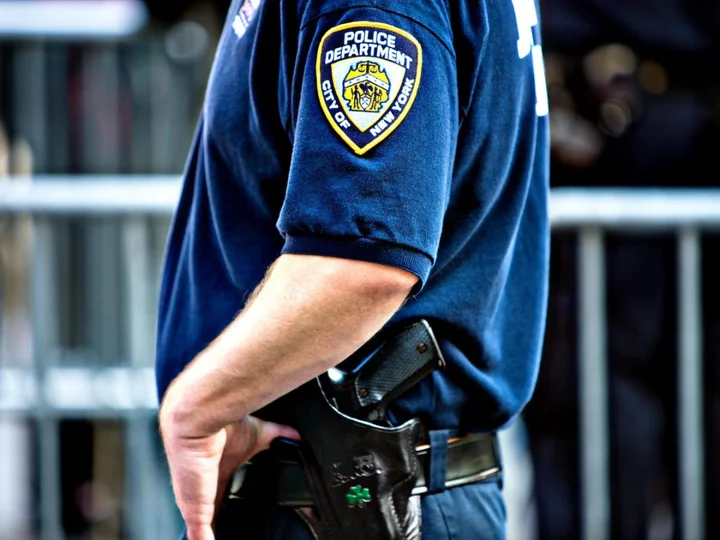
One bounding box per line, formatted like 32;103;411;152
228;432;501;506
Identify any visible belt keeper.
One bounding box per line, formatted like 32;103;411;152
427;429;451;494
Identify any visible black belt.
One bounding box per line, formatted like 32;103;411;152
228;432;501;506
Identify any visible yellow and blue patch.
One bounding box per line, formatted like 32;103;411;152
316;22;422;155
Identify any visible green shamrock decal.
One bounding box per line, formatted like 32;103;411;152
346;485;372;508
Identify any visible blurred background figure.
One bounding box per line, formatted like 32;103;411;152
523;1;720;539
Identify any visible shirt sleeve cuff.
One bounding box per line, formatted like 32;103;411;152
281;234;433;290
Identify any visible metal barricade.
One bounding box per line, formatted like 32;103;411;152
2;180;720;540
552;189;720;540
0;178;180;540
1;6;218;536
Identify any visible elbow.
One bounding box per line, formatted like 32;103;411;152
371;266;419;298
337;260;419;301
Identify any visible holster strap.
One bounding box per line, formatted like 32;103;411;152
228;432;501;506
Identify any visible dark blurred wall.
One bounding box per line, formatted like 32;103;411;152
524;1;720;539
542;0;719;57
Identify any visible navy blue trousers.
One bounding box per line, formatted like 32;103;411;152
182;478;506;539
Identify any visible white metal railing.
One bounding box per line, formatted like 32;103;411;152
3;177;720;225
0;367;157;414
0;1;148;40
1;177;719;540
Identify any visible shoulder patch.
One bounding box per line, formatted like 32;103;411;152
316;22;422;155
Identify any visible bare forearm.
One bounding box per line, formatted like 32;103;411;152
160;254;417;437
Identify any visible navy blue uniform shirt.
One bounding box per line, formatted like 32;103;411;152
156;0;550;432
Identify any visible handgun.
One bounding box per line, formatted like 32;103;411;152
320;320;445;424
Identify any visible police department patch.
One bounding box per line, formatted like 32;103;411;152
316;22;422;155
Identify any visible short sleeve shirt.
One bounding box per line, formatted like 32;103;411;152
155;0;550;431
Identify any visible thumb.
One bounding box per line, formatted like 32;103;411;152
216;418;301;505
252;419;301;451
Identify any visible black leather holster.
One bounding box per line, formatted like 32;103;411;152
281;378;422;540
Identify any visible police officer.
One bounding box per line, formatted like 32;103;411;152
155;0;550;538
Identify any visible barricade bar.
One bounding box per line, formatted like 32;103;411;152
677;228;705;540
551;188;720;229
0;368;158;414
0;176;181;215
578;227;610;540
0;1;148;41
3;180;720;227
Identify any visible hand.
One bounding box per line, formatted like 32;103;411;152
161;415;300;540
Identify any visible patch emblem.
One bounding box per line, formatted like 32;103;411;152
316;22;422;155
